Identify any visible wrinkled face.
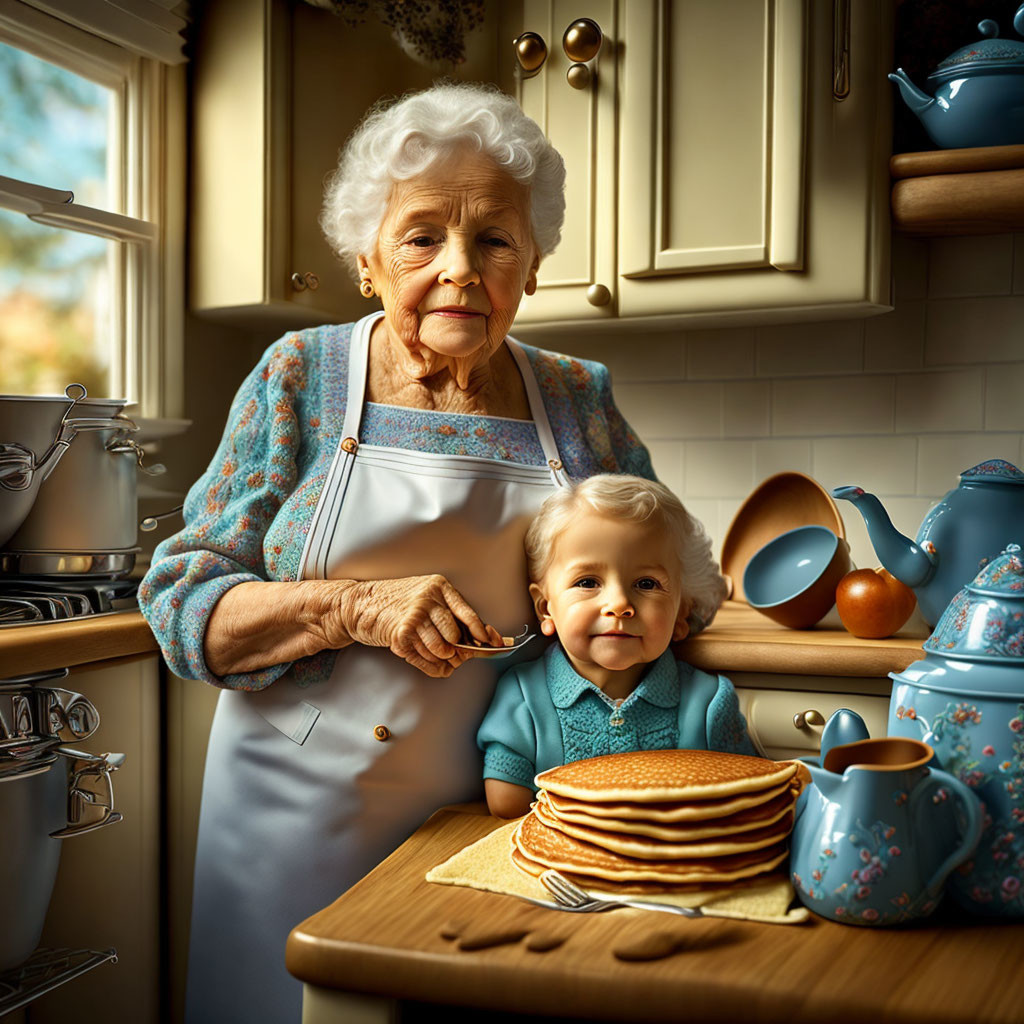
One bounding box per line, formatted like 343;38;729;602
530;511;690;687
361;149;540;366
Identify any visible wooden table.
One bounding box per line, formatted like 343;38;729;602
286;806;1024;1024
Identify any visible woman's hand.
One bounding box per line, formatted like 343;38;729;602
319;574;503;678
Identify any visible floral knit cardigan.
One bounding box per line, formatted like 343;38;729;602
139;322;655;692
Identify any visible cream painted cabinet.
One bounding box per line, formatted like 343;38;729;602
190;0;505;328
510;0;894;328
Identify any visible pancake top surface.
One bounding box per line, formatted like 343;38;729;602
535;749;796;802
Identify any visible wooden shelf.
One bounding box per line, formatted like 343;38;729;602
676;602;927;679
890;144;1024;236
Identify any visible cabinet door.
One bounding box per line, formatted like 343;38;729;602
191;0;504;329
618;0;892;323
502;0;619;325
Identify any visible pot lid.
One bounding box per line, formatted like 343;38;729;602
928;10;1024;83
959;459;1024;485
922;545;1024;662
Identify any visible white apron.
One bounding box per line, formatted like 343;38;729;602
185;312;567;1024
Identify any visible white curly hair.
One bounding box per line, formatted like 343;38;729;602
524;475;729;635
320;81;566;279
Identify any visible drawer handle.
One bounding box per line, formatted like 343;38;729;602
793;709;826;730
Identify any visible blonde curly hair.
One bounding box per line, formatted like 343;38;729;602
524;475;728;635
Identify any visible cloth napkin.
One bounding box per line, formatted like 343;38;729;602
426;819;810;924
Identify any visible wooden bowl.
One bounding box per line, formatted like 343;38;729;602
721;472;846;602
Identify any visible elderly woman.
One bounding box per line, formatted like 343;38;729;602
142;81;655;1024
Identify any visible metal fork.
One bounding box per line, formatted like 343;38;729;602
540;870;705;918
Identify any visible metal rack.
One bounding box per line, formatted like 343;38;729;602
0;947;117;1016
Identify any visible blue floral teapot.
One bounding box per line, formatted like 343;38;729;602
888;544;1024;917
833;459;1024;626
791;736;982;926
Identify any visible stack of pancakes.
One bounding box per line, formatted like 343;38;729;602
511;749;800;893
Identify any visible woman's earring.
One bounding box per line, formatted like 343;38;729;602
359;275;375;299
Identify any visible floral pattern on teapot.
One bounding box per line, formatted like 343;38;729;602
893;699;1024;912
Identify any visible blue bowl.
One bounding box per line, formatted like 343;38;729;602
743;526;850;628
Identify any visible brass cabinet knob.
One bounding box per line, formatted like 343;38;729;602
291;271;319;292
562;18;602;63
586;283;612;307
566;63;591;90
514;32;547;76
373;724;391;742
793;709;826;730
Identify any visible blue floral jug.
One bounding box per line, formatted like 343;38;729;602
791;737;982;925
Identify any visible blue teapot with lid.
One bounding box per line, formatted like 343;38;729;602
888;545;1024;917
889;5;1024;149
833;460;1024;626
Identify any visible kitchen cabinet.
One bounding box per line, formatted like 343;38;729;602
190;0;506;329
507;0;894;329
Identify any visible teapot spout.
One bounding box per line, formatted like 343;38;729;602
888;68;935;118
831;486;937;588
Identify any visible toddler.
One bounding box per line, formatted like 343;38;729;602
477;474;758;818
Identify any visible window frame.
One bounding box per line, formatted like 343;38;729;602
0;0;184;417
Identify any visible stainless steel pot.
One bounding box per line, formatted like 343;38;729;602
0;669;124;971
0;385;162;559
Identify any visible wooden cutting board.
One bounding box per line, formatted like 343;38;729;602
286;806;1024;1024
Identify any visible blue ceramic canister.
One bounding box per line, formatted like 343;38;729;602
888;544;1024;916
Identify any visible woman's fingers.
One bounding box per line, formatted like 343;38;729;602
437;580;494;645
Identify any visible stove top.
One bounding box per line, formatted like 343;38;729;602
0;577;139;627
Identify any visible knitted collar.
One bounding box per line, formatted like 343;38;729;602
544;643;681;709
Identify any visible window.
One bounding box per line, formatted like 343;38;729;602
0;0;185;416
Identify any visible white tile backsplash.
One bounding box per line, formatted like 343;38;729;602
812;436;918;495
916;434;1023;495
927;235;1014;298
752;438;813;480
894;368;984;433
528;236;1024;564
722;381;770;437
773;376;895;436
926;296;1024;365
686;328;756;379
984;364;1024;431
755;320;865;377
644;440;684;497
572;333;685;381
685;440;754;498
864;301;926;372
612;381;722;439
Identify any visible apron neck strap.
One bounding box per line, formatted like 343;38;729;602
341;314;567;484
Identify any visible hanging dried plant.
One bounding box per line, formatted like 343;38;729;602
303;0;486;67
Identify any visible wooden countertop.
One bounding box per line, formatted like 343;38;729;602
0;601;924;680
287;806;1024;1024
0;611;159;676
677;602;927;678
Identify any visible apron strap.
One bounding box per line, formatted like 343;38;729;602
340;311;383;442
506;338;569;487
340;314;568;486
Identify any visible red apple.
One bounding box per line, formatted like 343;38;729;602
835;567;917;639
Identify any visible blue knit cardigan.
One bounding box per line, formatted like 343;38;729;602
139;322;655;691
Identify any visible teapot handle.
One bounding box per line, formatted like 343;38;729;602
911;768;983;900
